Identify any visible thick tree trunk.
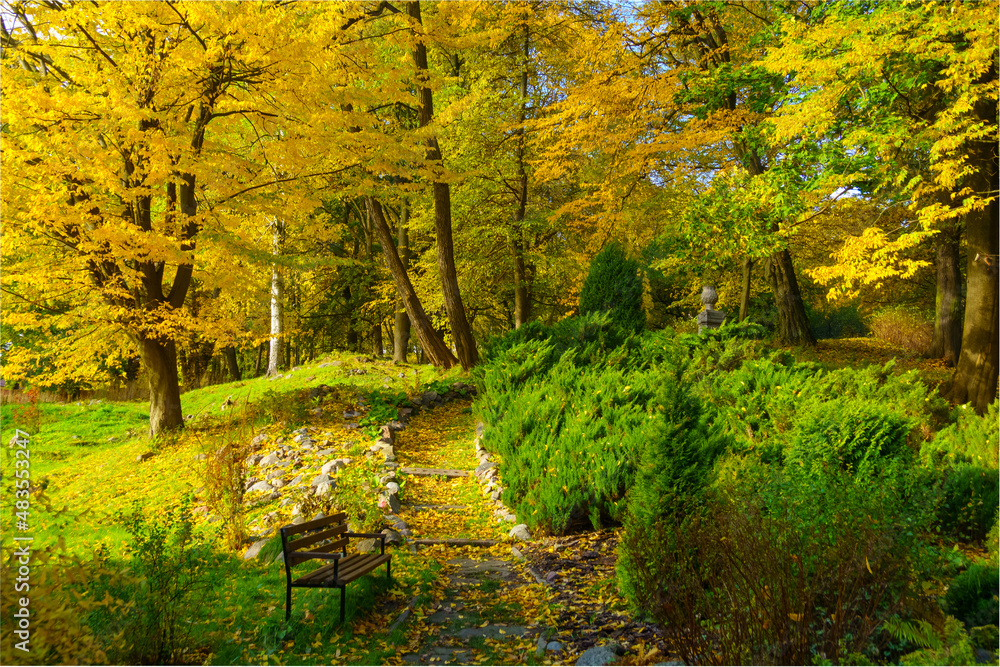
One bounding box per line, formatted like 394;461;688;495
433;183;479;369
946;128;998;411
409;1;478;370
223;346;242;381
929;224;963;366
767;249;815;346
394;202;412;363
366;197;458;368
142;336;184;436
739;257;754;322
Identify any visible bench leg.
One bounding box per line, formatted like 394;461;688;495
286;586;292;622
387;560;391;582
340;586;346;625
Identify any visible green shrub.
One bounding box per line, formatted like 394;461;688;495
924;402;1000;541
619;474;920;665
579;243;646;336
784;398;914;484
945;564;1000;630
108;500;210;664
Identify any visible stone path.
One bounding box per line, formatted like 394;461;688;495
388;399;560;665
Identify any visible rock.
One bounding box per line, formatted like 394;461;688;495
321;459;344;475
311;473;331;487
575;646;619;666
547;641;564;653
474;461;497;477
291;516;305;525
315;482;333;497
266;470;283;481
288;474;303;486
509;524;531;542
292;504;302;516
316;448;336;457
243;538;270;560
293;433;312;444
248;481;273;493
385;481;400;495
220;395;234;410
381;528;404;546
536;637;548;658
476;422;485;437
259;453;280;467
356;538;377;553
343;422;359;430
270;478;286;489
107;436;119;443
136;452;154;462
381;492;401;513
503;513;517;523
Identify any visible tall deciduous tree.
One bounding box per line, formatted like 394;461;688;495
407;0;478;370
1;2;327;434
768;0;998;411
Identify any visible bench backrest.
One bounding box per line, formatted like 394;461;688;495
280;512;349;567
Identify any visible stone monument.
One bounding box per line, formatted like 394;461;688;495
697;285;726;334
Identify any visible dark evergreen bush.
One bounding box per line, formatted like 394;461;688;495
578;243;646;337
922;402;999;541
945;564;1000;629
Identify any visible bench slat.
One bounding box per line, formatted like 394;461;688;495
282;512;348;538
291;554;390;586
337;554;390;583
287;524;347;553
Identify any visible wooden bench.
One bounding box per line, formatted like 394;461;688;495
279;512;392;623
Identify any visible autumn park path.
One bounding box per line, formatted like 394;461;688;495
386;399;560;665
377;398;676;666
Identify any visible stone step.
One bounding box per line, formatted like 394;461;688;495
412;538;499;547
400;466;471;478
405;504;469;512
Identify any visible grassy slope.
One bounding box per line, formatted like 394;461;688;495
1;352;465;665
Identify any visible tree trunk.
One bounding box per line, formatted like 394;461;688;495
767;249;815;346
223;346;242;381
739;257;754;322
366;196;457;368
142;336;184;436
946;82;998;412
394;201;412;363
409;0;478;370
929;224;963;366
267;219;285;376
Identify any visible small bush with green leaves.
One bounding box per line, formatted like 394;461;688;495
578;243;646;337
618;472;921;665
944;564;1000;630
923;402;999;540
